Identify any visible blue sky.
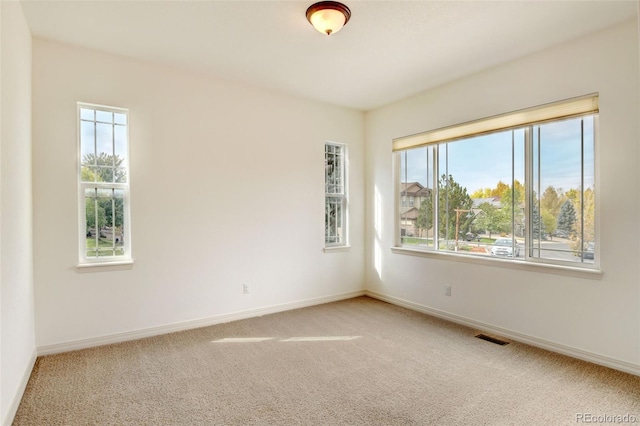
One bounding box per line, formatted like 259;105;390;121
80;108;128;164
401;115;595;196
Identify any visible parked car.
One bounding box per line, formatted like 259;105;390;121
490;238;520;257
552;229;570;238
583;242;595;259
465;232;480;241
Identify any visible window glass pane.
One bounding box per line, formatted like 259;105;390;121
325;145;343;195
437;144;449;249
114;113;127;125
325;195;343;244
96;188;112;199
96;167;114;183
81;166;99;183
96;123;113;160
437;130;524;256
399;146;434;248
80;119;97;183
114;125;127;158
439;138;477;252
581;116;596;263
85;188;100;258
512;129;526;240
96;110;113;123
80;120;95;163
80;108;94;121
84;188;124;259
530;116;594;264
114;125;128;183
113;189;125;249
479;129;525;258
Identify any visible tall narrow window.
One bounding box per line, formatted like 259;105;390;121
78;103;131;264
394;94;598;269
325;142;348;247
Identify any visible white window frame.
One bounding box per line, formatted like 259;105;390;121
325;142;349;249
392;94;599;271
77;102;132;266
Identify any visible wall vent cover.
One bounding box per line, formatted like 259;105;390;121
475;333;510;346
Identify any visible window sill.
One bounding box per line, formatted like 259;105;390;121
324;245;350;253
76;260;134;272
390;247;602;279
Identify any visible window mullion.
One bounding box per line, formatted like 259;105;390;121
402;151;408;244
535;125;541;256
580;118;585;261
111;189;116;254
93;187;99;258
524;126;532;260
511;129;515;245
444;143;450;247
433;145;439;250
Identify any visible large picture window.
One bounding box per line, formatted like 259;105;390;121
394;95;597;269
78;103;131;264
325;142;348;247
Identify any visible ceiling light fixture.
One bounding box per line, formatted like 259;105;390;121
306;1;351;36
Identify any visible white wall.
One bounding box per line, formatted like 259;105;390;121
1;1;36;424
365;20;640;370
32;39;365;349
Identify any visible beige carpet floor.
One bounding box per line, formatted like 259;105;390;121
13;296;640;425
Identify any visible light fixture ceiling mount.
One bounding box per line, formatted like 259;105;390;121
306;1;351;36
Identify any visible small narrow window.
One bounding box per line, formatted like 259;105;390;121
325;142;348;247
78;103;131;264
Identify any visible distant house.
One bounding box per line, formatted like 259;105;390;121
471;197;502;221
472;197;501;209
400;182;430;236
471;196;525;237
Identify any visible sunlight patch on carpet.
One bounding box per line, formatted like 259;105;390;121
280;336;362;342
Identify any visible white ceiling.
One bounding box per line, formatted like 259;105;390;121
20;0;638;111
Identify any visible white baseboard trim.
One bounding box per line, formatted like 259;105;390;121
365;290;640;377
3;347;37;426
37;290;366;356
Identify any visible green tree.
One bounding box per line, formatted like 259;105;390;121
498;180;525;236
416;174;472;241
541;186;562;217
82;154;126;238
471;188;492;199
81;153;126;183
416;195;432;236
85;198;106;234
474;202;510;238
103;196;124;229
499;179;525;207
570;188;595;255
556;199;577;235
438;174;473;240
491;181;510;198
541;209;556;240
565;188;580;204
531;199;544;240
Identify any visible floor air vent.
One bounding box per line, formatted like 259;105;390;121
475;333;510;346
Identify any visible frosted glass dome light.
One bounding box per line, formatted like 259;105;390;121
306;2;351;36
